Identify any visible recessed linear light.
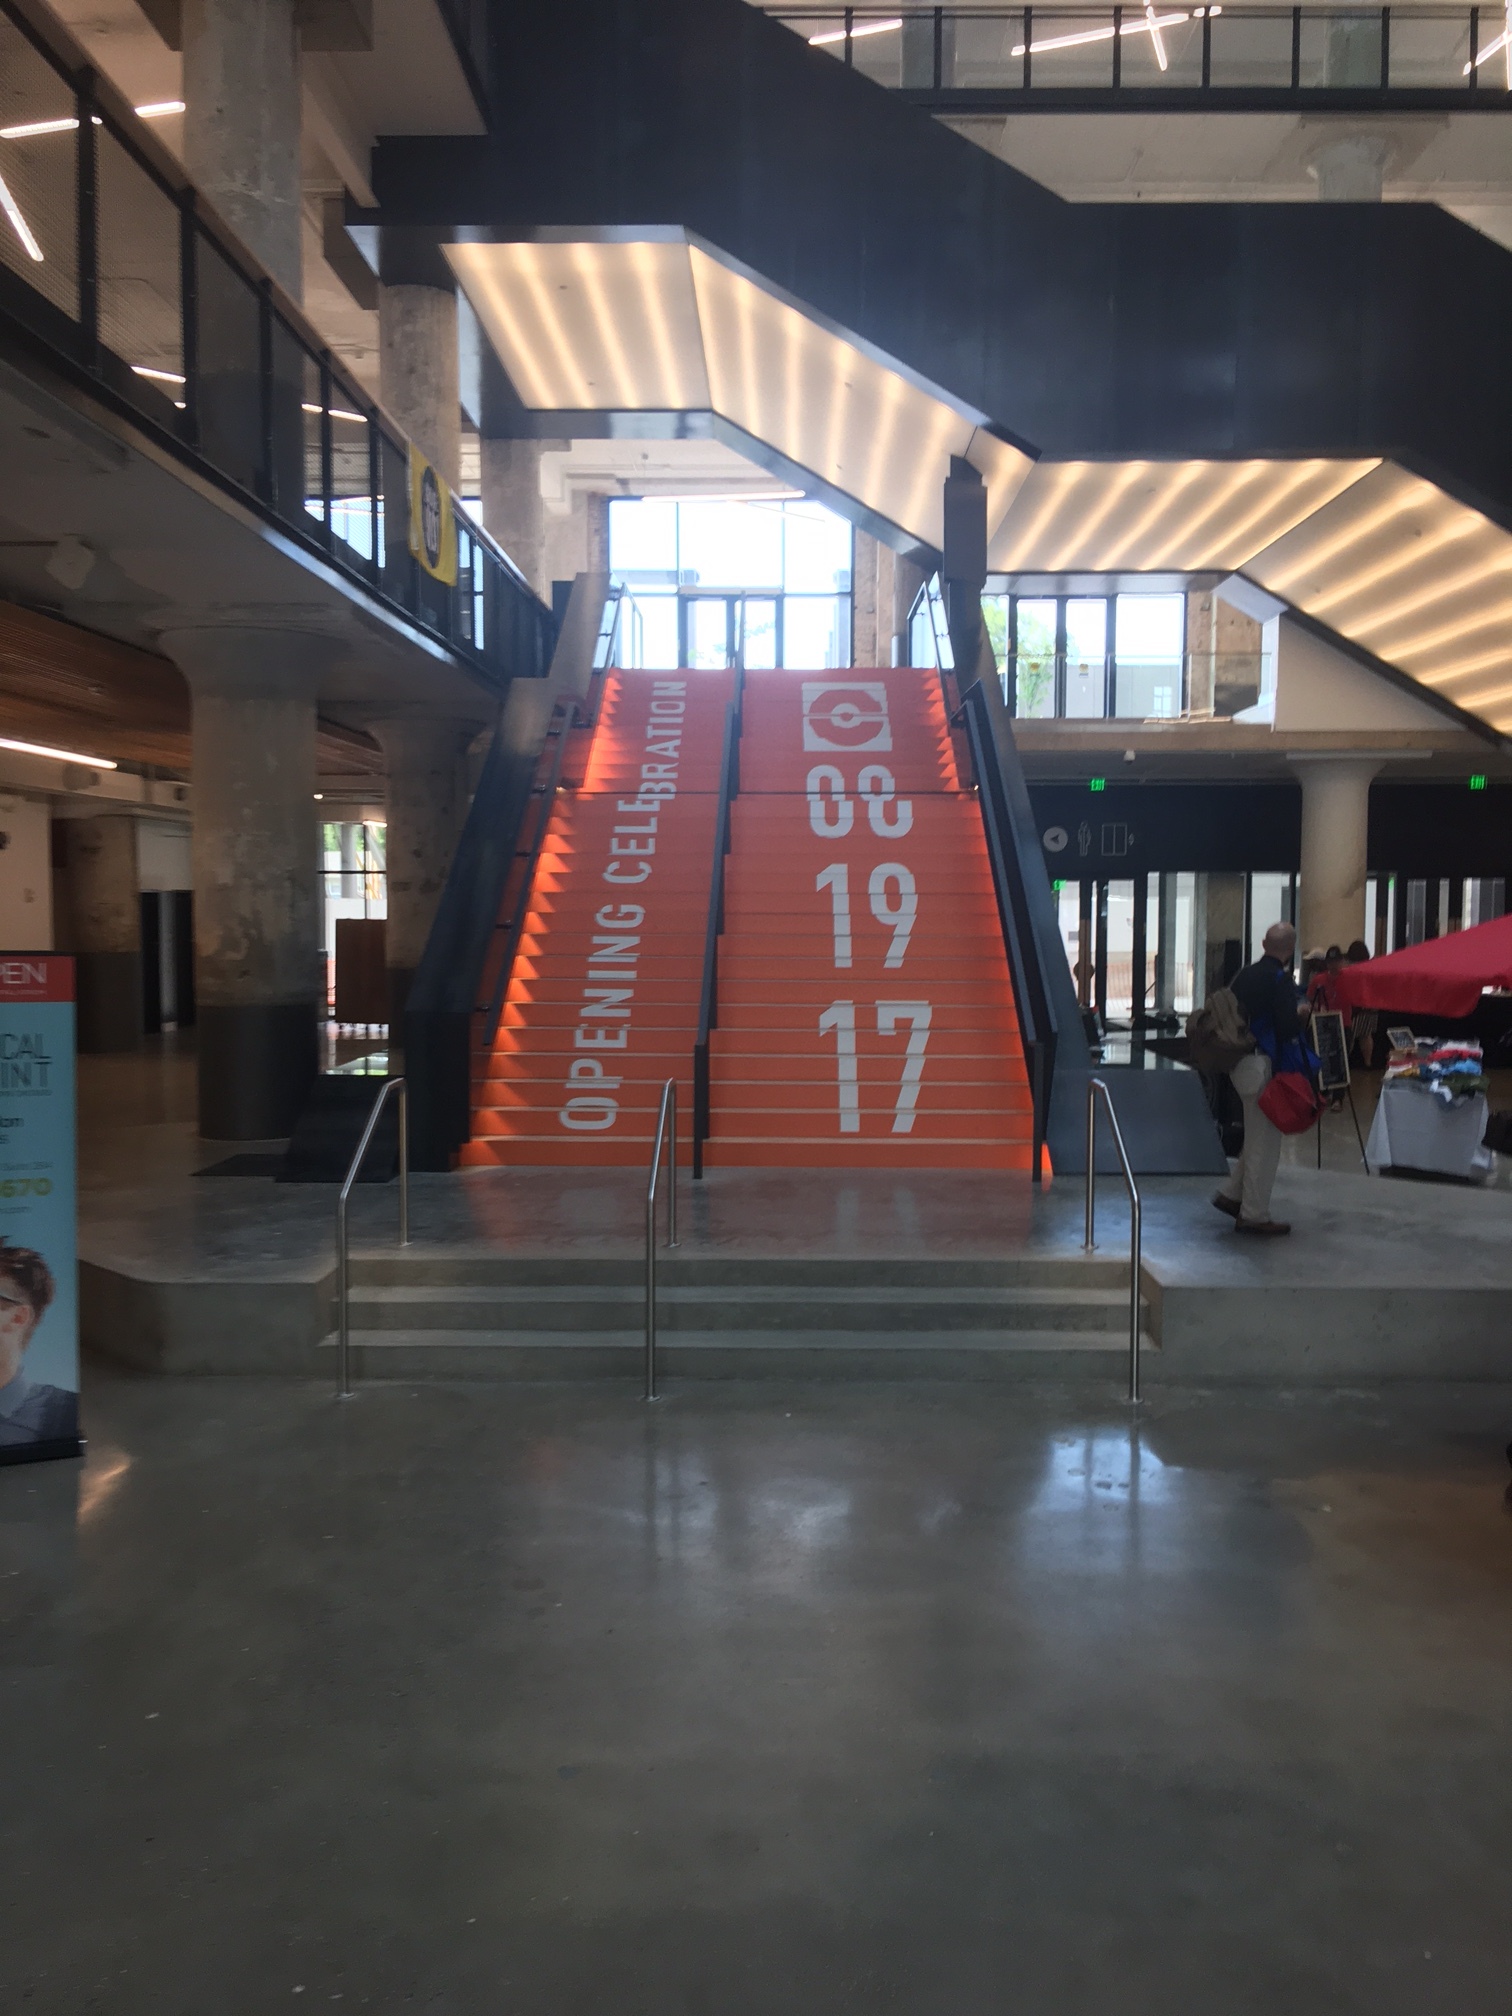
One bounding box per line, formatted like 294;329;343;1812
0;100;184;140
0;733;118;770
301;401;367;425
0;170;42;261
132;365;186;385
809;18;902;48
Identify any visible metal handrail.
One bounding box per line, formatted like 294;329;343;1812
1083;1075;1143;1403
692;670;745;1179
955;682;1056;1180
644;1078;679;1400
480;697;582;1046
336;1077;410;1399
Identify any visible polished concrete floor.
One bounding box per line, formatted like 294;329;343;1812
5;1369;1512;2012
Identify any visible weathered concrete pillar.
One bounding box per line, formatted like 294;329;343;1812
159;628;329;1139
851;529;898;668
57;815;142;1053
181;0;303;300
379;284;461;491
1309;134;1390;202
481;438;551;599
369;715;472;1030
894;552;928;664
1292;757;1379;955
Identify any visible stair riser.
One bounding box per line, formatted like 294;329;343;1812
345;1298;1142;1336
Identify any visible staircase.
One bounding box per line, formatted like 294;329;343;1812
334;1250;1148;1378
707;667;1034;1168
460;669;733;1166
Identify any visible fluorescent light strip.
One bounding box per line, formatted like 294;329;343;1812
301;401;367;425
0;733;118;770
809;18;902;48
1011;11;1194;59
132;364;185;385
0;170;43;261
0;100;184;141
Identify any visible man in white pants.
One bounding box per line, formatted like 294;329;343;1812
1214;922;1307;1237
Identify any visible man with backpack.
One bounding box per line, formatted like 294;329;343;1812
1210;921;1310;1237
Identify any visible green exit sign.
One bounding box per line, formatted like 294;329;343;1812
1088;777;1106;793
1469;774;1487;791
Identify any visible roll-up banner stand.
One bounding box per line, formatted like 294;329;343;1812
0;955;81;1466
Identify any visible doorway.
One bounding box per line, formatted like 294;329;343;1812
681;595;781;670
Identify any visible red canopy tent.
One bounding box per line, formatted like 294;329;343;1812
1335;913;1512;1019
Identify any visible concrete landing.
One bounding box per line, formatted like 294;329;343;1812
79;1156;1512;1384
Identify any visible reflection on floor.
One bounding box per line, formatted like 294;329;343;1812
5;1373;1511;2011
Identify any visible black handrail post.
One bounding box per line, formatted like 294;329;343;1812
693;675;743;1181
1379;6;1390;89
257;278;275;508
1200;3;1211;88
1290;4;1302;89
1113;5;1123;87
1468;7;1479;90
319;352;335;553
75;67;99;370
1023;6;1032;86
933;6;944;88
179;190;200;448
366;411;382;587
844;6;853;65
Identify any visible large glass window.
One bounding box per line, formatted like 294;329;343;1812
1013;598;1057;718
998;589;1190;720
610;496;853;668
1113;593;1185;719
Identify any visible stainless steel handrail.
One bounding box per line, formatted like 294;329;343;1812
644;1077;679;1400
1083;1075;1143;1402
336;1077;410;1398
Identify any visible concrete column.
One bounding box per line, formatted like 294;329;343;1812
159;628;329;1139
544;489;610;605
181;0;303;300
1293;758;1380;955
1309;135;1390;202
57;815;142;1053
379;285;461;492
369;716;472;1030
481;439;548;598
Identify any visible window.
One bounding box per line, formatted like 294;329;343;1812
1000;590;1190;720
610;497;853;669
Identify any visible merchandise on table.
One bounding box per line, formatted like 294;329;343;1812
1381;1038;1489;1108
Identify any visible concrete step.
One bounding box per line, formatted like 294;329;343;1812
341;1281;1146;1336
348;1253;1133;1290
319;1327;1153;1380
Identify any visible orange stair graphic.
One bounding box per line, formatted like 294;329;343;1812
460;669;734;1167
703;669;1035;1170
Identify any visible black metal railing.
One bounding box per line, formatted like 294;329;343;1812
956;681;1058;1181
402;583;621;1169
771;6;1512;106
0;0;550;689
692;671;746;1180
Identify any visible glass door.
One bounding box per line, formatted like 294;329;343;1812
738;597;779;668
684;596;734;670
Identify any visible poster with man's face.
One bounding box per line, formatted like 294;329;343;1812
0;955;79;1462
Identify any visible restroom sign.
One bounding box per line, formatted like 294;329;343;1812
407;444;457;585
0;956;80;1466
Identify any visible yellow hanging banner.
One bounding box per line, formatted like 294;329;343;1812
407;443;458;585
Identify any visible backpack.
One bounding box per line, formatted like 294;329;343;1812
1185;986;1255;1075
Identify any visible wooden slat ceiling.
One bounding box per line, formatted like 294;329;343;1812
0;599;381;779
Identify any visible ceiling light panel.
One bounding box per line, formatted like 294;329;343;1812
1245;462;1512;731
447;241;710;411
990;457;1376;573
688;247;1030;547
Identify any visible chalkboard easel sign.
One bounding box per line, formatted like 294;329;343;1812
1312;1009;1351;1095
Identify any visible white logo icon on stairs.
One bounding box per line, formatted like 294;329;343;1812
801;681;892;752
